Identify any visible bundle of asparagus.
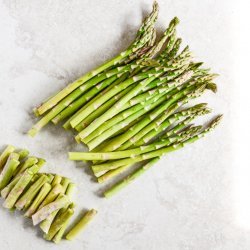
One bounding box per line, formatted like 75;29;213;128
28;2;222;196
0;145;76;244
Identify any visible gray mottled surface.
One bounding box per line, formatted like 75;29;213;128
0;0;249;249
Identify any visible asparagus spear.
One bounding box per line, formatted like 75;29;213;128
0;145;15;172
13;157;38;177
17;149;29;161
65;209;97;241
34;2;159;116
93;116;222;173
32;194;70;226
24;183;52;217
51;175;62;186
45;204;74;241
52;204;75;244
15;174;49;210
3;164;41;209
38;184;63;210
103;116;222;197
39;178;71;233
104;158;160;198
0;153;20;190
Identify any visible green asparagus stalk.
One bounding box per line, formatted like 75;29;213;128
65;209;97;241
45;205;74;241
100;83;206;152
104;157;160;198
1;176;20;199
28;75;118;137
51;175;62;186
75;65;190;140
15;174;49;210
103;116;222;197
24;183;52;217
32;194;70;225
0;153;20;190
44;184;76;241
120;103;211;149
62;72;131;130
0;145;15;172
38;184;63;210
17;149;29;161
93;115;222;173
3;164;41;209
13;157;38;177
52;205;75;244
69;136;182;161
39;178;71;233
74;82;136;132
34;2;159;116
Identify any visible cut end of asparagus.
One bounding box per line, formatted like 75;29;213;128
28;127;38;138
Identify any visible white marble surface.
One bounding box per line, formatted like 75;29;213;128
0;0;249;249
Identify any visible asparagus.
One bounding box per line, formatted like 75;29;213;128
103;116;222;197
52;205;75;244
45;205;74;241
51;175;62;186
93;116;222;173
17;149;29;161
34;2;159;116
69;136;183;161
75;64;191;140
104;157;160;198
15;174;49;210
24;183;52;217
0;153;20;190
0;145;15;171
13;157;38;177
3;164;41;209
99;83;206;152
46;184;76;242
38;184;63;210
1;176;20;199
65;209;98;241
32;194;70;225
39;178;71;233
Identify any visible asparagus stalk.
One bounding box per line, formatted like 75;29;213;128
3;164;41;209
120;103;211;149
34;2;159;116
93;116;222;173
103;116;222;197
0;153;20;190
13;157;38;177
52;205;75;244
32;194;70;226
15;174;49;210
28;75;118;137
0;145;15;172
17;149;29;161
39;178;71;233
38;184;63;210
24;183;52;217
74;82;136;132
104;157;160;198
51;175;62;186
1;176;20;199
45;205;74;241
69;136;182;161
100;83;206;152
75;64;190;140
65;209;98;241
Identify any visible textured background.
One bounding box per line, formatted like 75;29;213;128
0;0;249;249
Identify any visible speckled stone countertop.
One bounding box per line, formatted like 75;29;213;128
0;0;249;249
